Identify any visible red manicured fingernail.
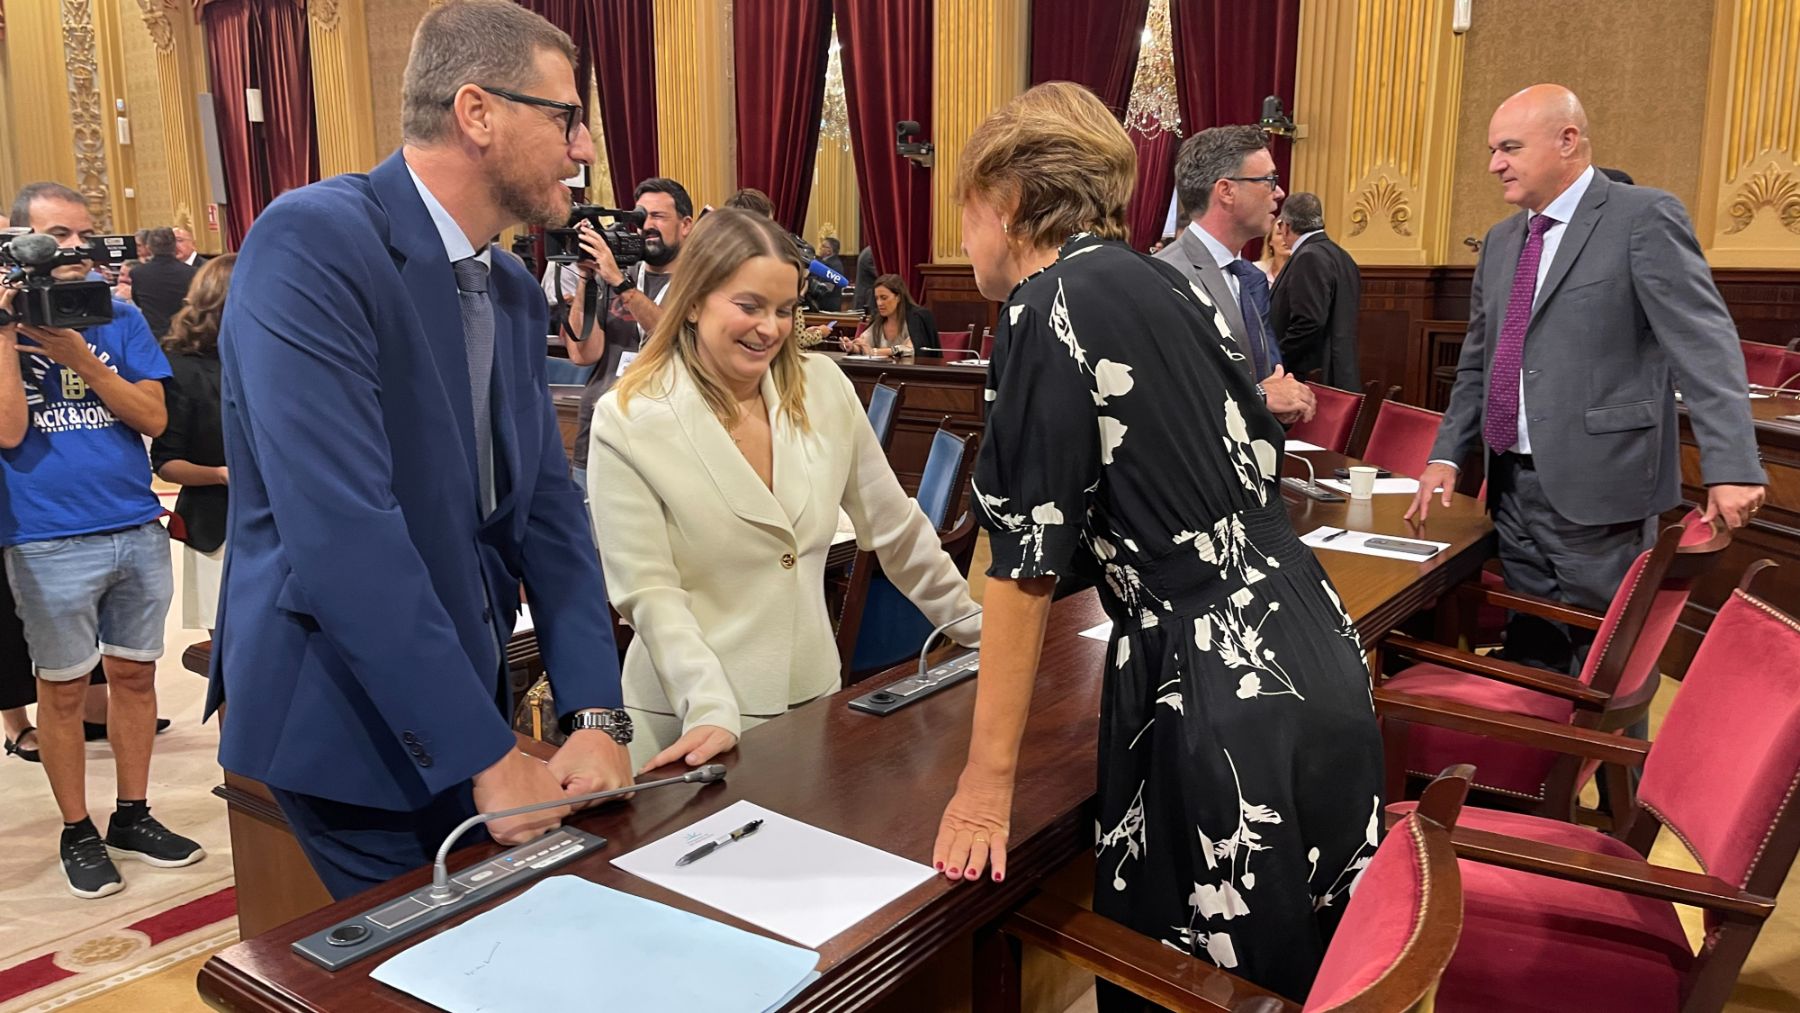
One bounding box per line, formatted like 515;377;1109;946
947;868;960;877
965;868;979;880
935;861;944;871
993;872;1003;882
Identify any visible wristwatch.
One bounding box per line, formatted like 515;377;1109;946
612;271;636;293
1255;382;1268;402
563;707;634;745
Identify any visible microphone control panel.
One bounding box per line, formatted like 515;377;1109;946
292;826;606;971
849;650;979;716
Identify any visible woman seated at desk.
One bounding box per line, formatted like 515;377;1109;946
589;210;980;771
839;274;936;357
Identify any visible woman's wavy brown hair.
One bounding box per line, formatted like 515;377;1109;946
163;253;236;356
956;81;1137;248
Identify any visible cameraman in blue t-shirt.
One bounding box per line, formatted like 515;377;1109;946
1;182;204;899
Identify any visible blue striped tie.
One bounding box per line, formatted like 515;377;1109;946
453;257;497;517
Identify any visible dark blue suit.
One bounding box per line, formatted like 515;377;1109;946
209;152;620;896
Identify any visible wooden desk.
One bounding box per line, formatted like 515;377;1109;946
826;352;988;494
1668;394;1800;671
196;471;1492;1013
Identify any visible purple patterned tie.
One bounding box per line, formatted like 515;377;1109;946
1483;213;1559;453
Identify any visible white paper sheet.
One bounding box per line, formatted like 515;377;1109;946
1318;477;1423;496
1078;621;1114;641
1302;526;1450;562
612;800;936;948
370;877;820;1013
515;603;534;633
1284;439;1327;452
833;508;857;548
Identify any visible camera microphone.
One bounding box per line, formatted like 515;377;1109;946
807;259;848;288
4;233;60;267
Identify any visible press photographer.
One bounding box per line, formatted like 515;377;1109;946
0;181;200;900
557;176;693;490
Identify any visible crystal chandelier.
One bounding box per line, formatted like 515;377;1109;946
1124;0;1180;137
820;22;851;152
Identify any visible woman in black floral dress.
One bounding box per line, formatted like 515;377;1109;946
931;83;1384;1003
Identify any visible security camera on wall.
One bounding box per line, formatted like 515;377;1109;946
896;120;934;168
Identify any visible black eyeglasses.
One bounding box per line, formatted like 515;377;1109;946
1227;173;1282;188
449;85;582;143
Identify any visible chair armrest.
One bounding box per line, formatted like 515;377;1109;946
1449;824;1776;920
1001;893;1295;1013
1375;688;1649;768
1381;635;1611;707
1454;582;1605;630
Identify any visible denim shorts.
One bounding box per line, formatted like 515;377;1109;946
5;521;173;681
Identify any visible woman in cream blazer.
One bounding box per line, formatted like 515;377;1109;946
588;210;980;771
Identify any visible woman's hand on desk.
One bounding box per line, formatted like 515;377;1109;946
550;729;637;808
933;765;1014;883
639;724;738;775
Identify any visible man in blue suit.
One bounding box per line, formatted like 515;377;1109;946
210;0;635;899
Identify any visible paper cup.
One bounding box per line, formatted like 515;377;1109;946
1348;465;1379;500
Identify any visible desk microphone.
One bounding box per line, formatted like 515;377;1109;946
1279;451;1344;502
916;607;982;682
847;608;982;716
426;763;727;904
1749;383;1800;398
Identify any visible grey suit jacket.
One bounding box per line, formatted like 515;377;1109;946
1430;171;1765;526
1154;228;1256;381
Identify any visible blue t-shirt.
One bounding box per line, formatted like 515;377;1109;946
0;300;172;545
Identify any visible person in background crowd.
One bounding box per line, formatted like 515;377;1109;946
174;227;209;267
152;254;236;633
853;244;878;317
1254;220;1291;283
127;228;198;340
932;82;1382;1004
841;273;935;357
2;181;201;899
723;187;776;218
1269;192;1362;389
588;209;979;770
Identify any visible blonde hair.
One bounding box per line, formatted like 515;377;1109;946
956;81;1136;248
615;208;812;432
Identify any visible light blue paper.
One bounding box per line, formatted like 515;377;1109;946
371;876;821;1013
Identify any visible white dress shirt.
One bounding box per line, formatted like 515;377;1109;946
406;162;490;270
1287;229;1323;256
1435;164;1594;466
1187;221;1243;299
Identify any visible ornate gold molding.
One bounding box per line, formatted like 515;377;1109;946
310;0;341;31
133;0;175;53
1724;162;1800;236
1348;176;1413;238
62;0;114;231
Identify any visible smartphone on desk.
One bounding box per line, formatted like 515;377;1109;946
1333;467;1392;479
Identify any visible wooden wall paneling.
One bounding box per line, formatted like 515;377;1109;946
917;262;998;341
1714;269;1800;349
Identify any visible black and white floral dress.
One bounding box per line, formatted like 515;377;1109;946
975;235;1384;1002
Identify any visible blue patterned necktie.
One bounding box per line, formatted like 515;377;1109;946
1224;259;1281;378
453;256;497;517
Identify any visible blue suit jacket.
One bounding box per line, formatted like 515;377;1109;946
208;151;620;811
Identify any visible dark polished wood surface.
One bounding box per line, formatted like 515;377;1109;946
196;460;1491;1013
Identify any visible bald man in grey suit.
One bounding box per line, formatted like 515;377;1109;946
1408;84;1765;673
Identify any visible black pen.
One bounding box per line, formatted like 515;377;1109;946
1319;528;1348;543
676;819;764;867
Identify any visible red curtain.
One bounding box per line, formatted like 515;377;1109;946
201;1;256;250
1028;0;1149;117
201;0;316;250
1125;128;1179;251
589;0;659;204
734;0;833;234
259;0;315;200
833;0;932;295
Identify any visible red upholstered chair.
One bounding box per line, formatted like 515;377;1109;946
979;327;995;359
973;769;1472;1013
1376;512;1729;826
937;329;972;352
1377;564;1800;1013
1359;400;1444;478
1740;339;1790;388
1286;383;1366;453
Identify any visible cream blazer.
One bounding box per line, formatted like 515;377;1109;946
588;353;980;756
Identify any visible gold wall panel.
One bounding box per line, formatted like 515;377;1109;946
0;44;20;206
119;0;172;230
310;0;379;176
1290;0;1357;239
654;0;735;209
1698;0;1800;267
1450;0;1712;264
7;1;80;212
365;0;428;157
134;0;214;246
930;0;1027;263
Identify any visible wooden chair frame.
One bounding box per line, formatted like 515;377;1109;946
1376;517;1731;825
973;770;1472;1013
1374;563;1800;1013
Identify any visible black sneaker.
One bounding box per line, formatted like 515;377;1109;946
84;718;172;742
106;813;205;869
62;825;125;899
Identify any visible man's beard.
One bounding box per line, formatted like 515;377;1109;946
492;169;570;229
642;234;679;268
